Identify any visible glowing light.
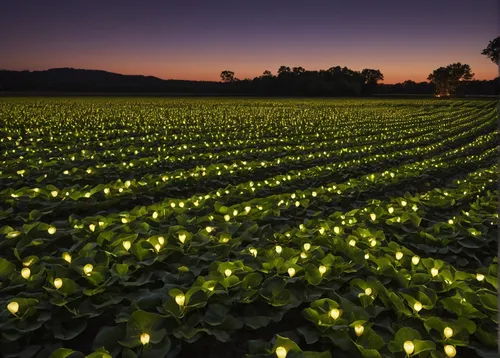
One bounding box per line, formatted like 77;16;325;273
83;264;93;276
476;273;485;281
178;233;186;244
152;211;158;219
63;252;72;263
249;248;257;257
275;245;283;254
431;268;439;277
444;345;456;357
21;267;31;280
349;239;356;247
54;278;63;289
7;301;19;315
319;265;327;276
411;256;420;265
395;251;403;260
413;301;422;312
354;324;364;336
288;267;296;277
140;333;150;345
303;243;311;251
120;241;131;252
330;308;340;320
175;293;185;306
365;287;372;296
403;341;415;355
224;269;232;277
444;327;453;339
48;226;56;235
275;346;287;358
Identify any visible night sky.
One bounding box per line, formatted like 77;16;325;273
1;0;498;84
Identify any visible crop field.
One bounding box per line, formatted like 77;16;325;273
0;98;498;358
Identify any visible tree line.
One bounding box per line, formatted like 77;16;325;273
220;37;499;97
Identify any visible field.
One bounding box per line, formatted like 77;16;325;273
0;98;498;358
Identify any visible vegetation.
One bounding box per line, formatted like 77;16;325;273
0;98;497;358
481;37;500;65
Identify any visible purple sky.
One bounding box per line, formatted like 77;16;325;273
1;0;498;83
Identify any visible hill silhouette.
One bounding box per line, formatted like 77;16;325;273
0;67;497;97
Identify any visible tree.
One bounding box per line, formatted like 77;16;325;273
361;69;384;84
427;63;474;97
220;70;235;83
262;70;273;77
481;37;500;65
277;66;291;75
292;66;305;75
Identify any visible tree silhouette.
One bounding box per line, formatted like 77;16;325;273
361;69;384;84
220;70;235;83
427;63;474;97
262;70;273;77
292;66;305;75
277;66;291;75
481;37;500;65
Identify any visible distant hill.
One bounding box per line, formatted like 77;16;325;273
0;68;226;93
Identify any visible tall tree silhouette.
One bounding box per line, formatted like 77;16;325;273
481;37;500;65
427;63;474;97
220;70;235;83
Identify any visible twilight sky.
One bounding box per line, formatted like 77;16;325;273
1;0;498;84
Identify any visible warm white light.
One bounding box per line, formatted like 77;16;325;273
275;346;287;358
21;267;31;280
413;301;422;312
365;287;372;296
330;308;340;320
175;293;186;306
249;248;257;257
354;324;364;336
288;267;296;277
224;269;232;277
140;333;150;345
63;252;72;263
403;341;415;355
275;245;283;254
303;243;311;251
411;256;420;265
48;226;56;235
476;273;485;282
178;233;186;244
319;265;327;276
54;278;63;289
7;301;19;315
444;345;456;357
83;264;93;276
123;241;131;251
431;268;439;277
444;327;453;339
395;252;403;260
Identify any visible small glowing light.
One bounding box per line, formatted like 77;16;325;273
364;253;369;259
476;273;485;281
403;341;415;355
275;346;287;358
249;248;257;257
319;265;327;276
121;218;128;224
319;227;325;235
140;333;150;345
54;278;63;289
413;301;423;312
365;287;372;296
48;226;56;235
224;214;231;222
388;207;394;214
63;252;72;263
401;200;407;207
333;226;340;234
224;269;232;277
330;308;340;320
206;226;213;233
245;206;251;213
444;345;456;357
89;224;96;232
354;324;364;337
395;251;403;260
431;268;439;277
303;243;311;251
370;213;376;221
21;267;31;280
349;239;356;247
448;219;453;225
275;245;283;254
158;236;165;245
300;252;307;259
152;211;158;219
175;293;185;306
83;264;93;276
51;191;58;197
411;256;420;265
444;327;453;339
154;244;161;252
7;301;19;315
288;267;296;277
178;233;186;244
